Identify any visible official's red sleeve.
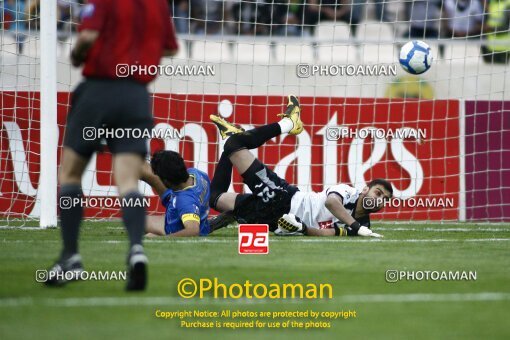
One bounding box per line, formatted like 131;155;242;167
164;10;179;51
78;0;108;32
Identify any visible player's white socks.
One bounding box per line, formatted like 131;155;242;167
278;118;294;134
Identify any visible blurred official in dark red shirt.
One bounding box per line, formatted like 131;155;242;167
74;0;179;83
48;1;180;291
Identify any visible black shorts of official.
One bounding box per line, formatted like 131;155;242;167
63;78;153;159
233;159;299;231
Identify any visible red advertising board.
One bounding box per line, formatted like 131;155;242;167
465;100;510;221
1;92;460;220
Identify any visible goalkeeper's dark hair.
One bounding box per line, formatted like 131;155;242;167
368;178;393;197
150;150;189;186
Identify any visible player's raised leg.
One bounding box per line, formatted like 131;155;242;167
209;95;302;206
209;95;303;230
210;115;245;140
221;94;302;174
209;148;239;213
208;151;249;231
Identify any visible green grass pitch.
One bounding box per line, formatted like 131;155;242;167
1;221;509;340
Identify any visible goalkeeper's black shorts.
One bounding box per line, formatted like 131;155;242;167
233;159;299;231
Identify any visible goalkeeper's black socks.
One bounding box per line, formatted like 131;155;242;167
121;191;146;247
245;122;282;148
224;123;281;156
59;184;83;259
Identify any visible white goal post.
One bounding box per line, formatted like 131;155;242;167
39;0;58;228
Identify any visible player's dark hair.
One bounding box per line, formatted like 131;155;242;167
150;150;189;186
368;178;393;197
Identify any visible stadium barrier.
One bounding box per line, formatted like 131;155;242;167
2;92;507;221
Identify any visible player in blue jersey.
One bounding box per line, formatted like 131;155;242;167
141;150;210;237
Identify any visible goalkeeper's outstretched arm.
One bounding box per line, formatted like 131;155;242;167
325;194;357;225
324;194;382;237
306;227;336;237
277;212;382;237
324;194;364;235
282;194;381;237
277;215;348;236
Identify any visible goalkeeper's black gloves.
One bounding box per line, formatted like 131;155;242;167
334;221;383;238
334;221;360;236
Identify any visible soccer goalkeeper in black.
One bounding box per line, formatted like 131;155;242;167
209;95;392;238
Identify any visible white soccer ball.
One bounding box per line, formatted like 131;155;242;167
399;40;433;75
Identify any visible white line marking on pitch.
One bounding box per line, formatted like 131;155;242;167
0;227;46;230
339;292;510;303
110;238;510;243
2;226;509;231
2;227;509;233
1;238;510;244
1;292;509;308
375;227;510;232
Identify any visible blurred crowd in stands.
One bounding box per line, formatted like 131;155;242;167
1;0;509;63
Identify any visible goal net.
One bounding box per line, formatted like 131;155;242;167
1;0;509;227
